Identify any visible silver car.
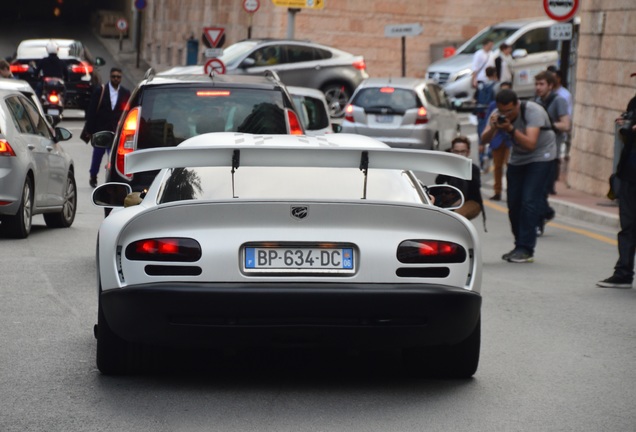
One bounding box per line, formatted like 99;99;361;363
341;78;460;151
288;86;340;136
0;88;76;238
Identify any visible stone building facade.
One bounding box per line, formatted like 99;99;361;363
117;0;635;198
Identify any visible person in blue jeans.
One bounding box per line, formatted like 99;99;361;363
480;89;557;263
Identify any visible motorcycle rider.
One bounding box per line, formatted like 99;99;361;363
34;41;67;96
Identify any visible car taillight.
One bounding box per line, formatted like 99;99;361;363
116;107;140;180
380;87;395;93
344;104;354;123
196;90;230;97
415;107;428;124
71;62;93;74
0;139;16;157
286;108;303;135
10;64;29;73
125;238;202;262
353;59;366;71
397;240;466;264
48;92;60;104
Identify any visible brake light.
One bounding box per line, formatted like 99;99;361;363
286;108;303;135
116;107;140;180
344;104;354;123
415;107;428;124
0;139;16;156
10;64;29;73
380;87;395;93
71;62;93;74
125;238;202;262
352;59;366;71
196;90;231;97
397;240;466;264
48;93;60;104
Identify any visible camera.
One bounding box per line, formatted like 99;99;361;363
497;115;507;124
619;110;635;143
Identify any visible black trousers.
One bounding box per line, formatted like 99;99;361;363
614;179;636;281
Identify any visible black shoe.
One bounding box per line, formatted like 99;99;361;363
89;176;97;188
596;276;632;289
490;193;501;201
536;224;544;237
501;249;516;261
506;249;534;263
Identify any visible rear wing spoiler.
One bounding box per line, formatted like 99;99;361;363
124;133;472;180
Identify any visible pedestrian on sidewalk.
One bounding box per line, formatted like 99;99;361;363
495;43;514;85
470;38;495;90
484;81;513;201
597;74;636;289
475;66;498;173
82;67;131;188
480;89;557;263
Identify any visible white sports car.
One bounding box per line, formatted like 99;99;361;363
92;133;482;377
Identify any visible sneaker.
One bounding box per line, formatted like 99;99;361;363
596;276;632;289
89;176;97;188
501;249;516;261
506;249;534;263
490;193;501;201
536;223;544;237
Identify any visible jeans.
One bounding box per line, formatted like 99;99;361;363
614;179;636;281
89;147;109;177
506;161;554;254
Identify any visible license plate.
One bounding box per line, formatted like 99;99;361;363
47;108;60;116
375;114;394;123
244;246;355;274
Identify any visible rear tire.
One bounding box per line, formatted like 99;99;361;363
322;83;351;118
96;298;142;375
44;172;77;228
2;177;33;238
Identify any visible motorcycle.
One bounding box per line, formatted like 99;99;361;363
41;76;65;126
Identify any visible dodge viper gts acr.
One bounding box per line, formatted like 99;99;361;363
92;133;482;377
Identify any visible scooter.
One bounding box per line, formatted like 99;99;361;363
41;76;65;126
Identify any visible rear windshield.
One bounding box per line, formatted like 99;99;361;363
351;87;420;114
292;94;329;130
137;86;288;150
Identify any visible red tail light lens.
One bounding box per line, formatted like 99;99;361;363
116;107;140;180
125;238;202;262
353;59;366;71
286;108;303;135
0;139;16;156
48;93;60;104
71;62;93;74
10;64;29;73
415;107;428;124
397;240;467;264
344;104;354;123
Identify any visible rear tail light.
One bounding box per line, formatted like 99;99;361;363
71;61;93;74
397;240;466;264
116;107;140;180
415;107;428;124
353;59;366;71
0;139;16;157
125;238;202;262
286;108;303;135
48;93;60;104
380;87;395;93
10;64;29;73
344;104;354;123
196;90;230;97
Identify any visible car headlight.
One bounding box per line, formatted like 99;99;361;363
452;68;472;82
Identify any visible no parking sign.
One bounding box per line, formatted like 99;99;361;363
204;58;226;75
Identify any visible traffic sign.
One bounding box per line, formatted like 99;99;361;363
550;23;573;40
134;0;146;10
205;48;224;58
203;27;225;48
243;0;260;13
384;23;423;38
116;18;128;32
204;58;226;75
271;0;324;10
543;0;579;22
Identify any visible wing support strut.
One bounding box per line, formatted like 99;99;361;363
231;149;240;198
359;151;369;200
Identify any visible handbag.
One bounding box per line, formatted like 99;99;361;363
607;173;621;200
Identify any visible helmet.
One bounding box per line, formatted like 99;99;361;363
46;41;59;55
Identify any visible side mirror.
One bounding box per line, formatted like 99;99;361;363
92;183;133;208
240;57;256;69
94;57;106;67
91;130;115;149
54;127;72;142
331;123;342;133
427;184;465;210
450;99;464;110
511;48;528;59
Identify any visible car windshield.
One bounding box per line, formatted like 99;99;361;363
157;167;423;203
352;87;419;114
136;86;288;150
291;95;329;130
460;27;518;54
219;41;260;68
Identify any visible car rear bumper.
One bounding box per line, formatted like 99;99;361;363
101;282;481;348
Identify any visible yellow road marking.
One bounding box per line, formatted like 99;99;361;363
483;200;617;246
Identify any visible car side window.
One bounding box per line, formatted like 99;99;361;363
251;46;283;66
286;45;316;63
314;47;332;60
21;97;52;138
514;28;558;54
5;96;35;134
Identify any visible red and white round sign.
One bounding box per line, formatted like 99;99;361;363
116;18;128;32
204;58;226;75
243;0;260;13
543;0;579;22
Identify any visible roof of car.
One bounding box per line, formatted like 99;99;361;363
16;38;80;60
139;73;288;90
287;86;328;99
357;77;431;89
0;78;36;94
492;17;579;28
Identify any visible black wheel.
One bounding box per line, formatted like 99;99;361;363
96;298;142;375
322;83;351;118
403;318;480;378
44;172;77;228
2;177;33;238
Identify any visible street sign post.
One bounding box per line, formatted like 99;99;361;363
550;23;573;40
116;18;128;52
204;48;224;58
271;0;324;9
204;58;226;75
202;27;225;49
543;0;579;22
384;23;423;77
243;0;260;13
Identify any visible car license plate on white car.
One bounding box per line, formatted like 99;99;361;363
47;108;60;116
244;246;355;274
375;114;394;123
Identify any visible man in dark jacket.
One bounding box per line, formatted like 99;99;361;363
83;67;131;187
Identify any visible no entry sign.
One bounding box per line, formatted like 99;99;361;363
543;0;579;22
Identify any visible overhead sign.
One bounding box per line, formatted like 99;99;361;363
243;0;260;13
116;18;128;32
204;58;226;75
550;23;573;40
543;0;579;22
271;0;324;9
203;27;225;48
384;23;423;38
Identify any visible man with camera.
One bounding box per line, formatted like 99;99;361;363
597;74;636;288
480;89;557;263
